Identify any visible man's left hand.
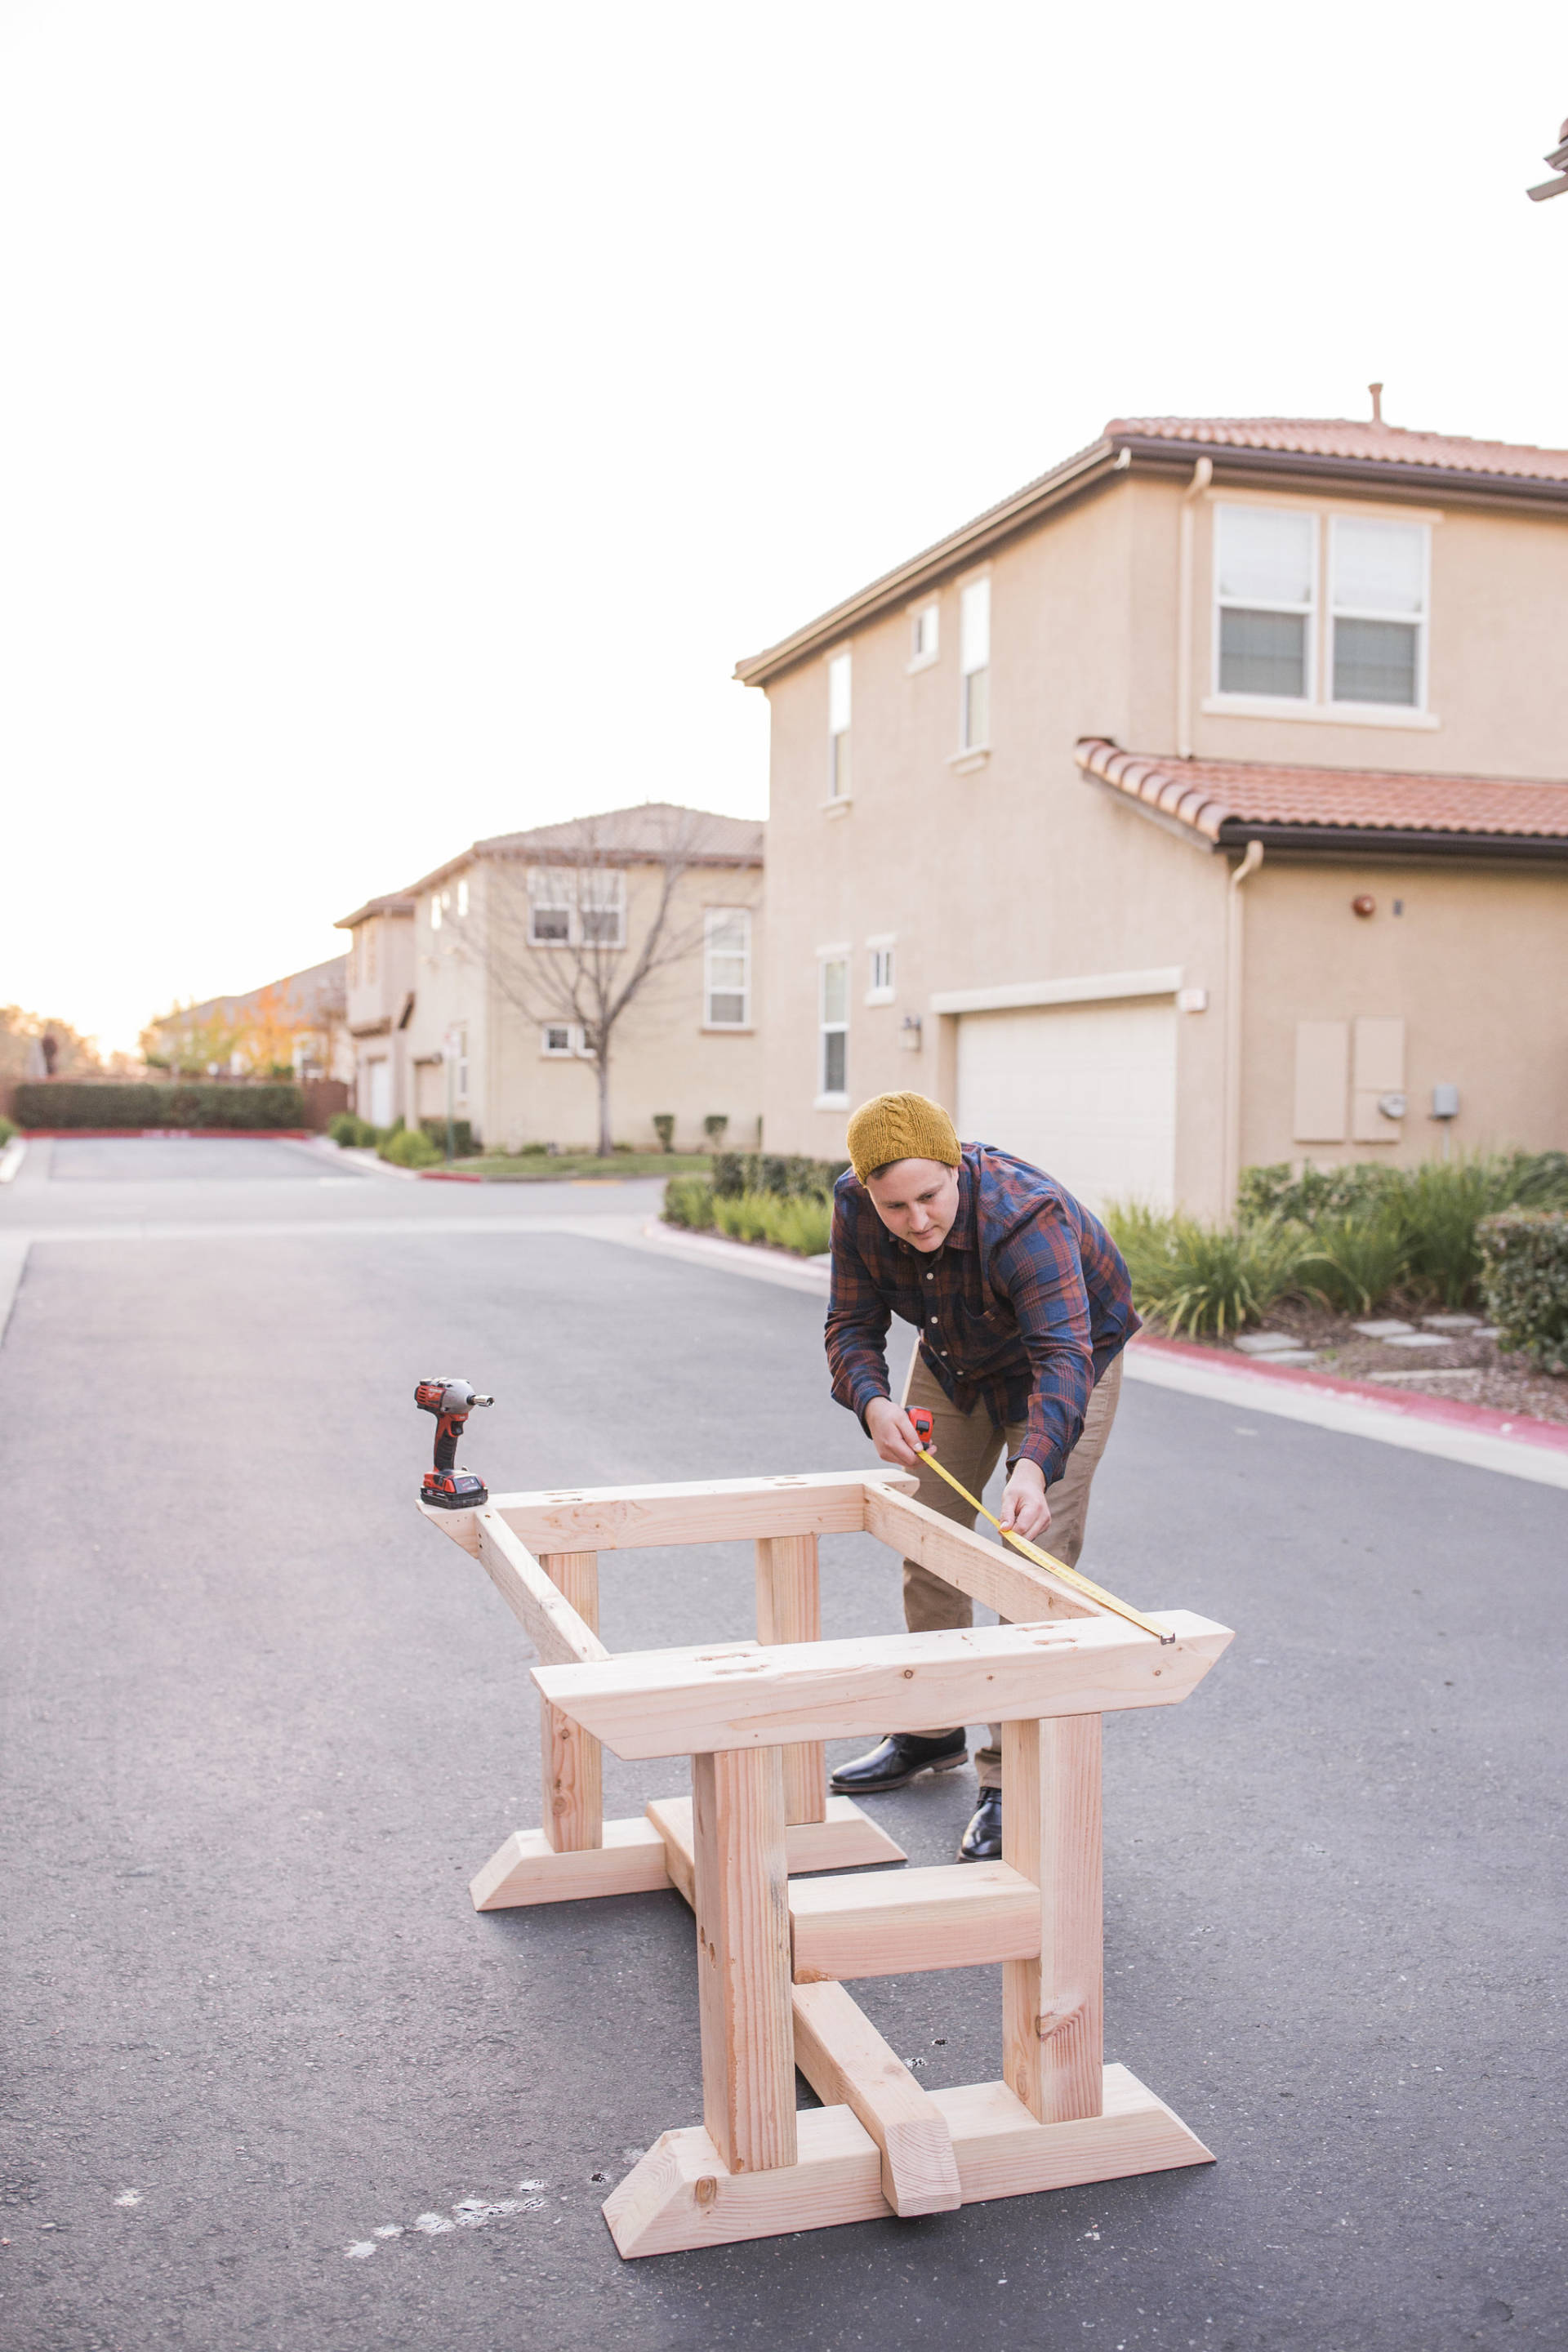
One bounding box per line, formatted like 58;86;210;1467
997;1460;1052;1543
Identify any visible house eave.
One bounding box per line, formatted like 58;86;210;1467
1213;819;1568;864
733;439;1122;688
1111;434;1568;517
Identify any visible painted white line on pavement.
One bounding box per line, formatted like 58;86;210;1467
1123;1343;1568;1494
0;1237;29;1345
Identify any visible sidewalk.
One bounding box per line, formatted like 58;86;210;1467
639;1217;1568;1490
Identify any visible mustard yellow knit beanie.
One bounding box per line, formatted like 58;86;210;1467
845;1091;961;1183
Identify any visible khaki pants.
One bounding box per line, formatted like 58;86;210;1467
899;1347;1124;1787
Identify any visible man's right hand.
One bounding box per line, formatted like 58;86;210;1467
866;1396;924;1468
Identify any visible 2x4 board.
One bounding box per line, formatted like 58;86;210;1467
420;1465;1232;2256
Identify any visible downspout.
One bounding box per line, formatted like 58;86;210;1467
1176;457;1214;759
1222;839;1264;1217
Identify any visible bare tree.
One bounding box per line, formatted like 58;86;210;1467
453;806;746;1156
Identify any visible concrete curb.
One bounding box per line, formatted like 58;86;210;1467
639;1218;831;1295
0;1136;26;1185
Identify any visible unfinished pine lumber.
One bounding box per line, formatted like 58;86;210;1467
416;1460;1232;2260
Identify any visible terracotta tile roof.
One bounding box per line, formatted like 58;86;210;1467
1106;416;1568;487
1075;738;1568;849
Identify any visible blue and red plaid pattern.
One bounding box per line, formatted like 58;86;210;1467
825;1143;1140;1481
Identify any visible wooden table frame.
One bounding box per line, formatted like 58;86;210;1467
421;1466;1233;2258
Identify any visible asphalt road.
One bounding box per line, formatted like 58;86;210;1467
1;1140;1562;2351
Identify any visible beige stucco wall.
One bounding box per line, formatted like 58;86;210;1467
1240;858;1568;1169
756;467;1568;1214
344;911;417;1124
405;857;764;1152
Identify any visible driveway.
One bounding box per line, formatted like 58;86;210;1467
0;1141;1560;2350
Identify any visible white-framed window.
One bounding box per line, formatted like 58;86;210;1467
959;577;990;748
1214;505;1316;701
827;650;852;799
818;956;849;1102
866;939;894;1004
430;894;442;932
1330;516;1428;708
457;877;469;919
704;907;751;1027
528;869;576;946
910;602;939;667
577;868;626;947
541;1022;586;1057
456;1027;469;1100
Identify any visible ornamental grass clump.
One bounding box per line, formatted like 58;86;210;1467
662;1174;715;1231
1298;1207;1413;1316
1105;1203;1315;1339
711;1188;832;1257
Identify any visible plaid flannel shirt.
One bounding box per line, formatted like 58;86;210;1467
824;1142;1140;1483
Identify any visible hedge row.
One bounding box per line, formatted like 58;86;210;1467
13;1081;307;1130
710;1152;849;1200
1478;1210;1568;1374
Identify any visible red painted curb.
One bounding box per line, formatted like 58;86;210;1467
418;1169;483;1183
20;1127;314;1140
1129;1330;1568;1455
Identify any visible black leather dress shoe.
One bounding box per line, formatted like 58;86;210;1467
958;1786;1002;1861
830;1730;968;1793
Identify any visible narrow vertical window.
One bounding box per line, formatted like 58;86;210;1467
819;958;849;1098
456;877;469;919
577;869;626;947
704;909;751;1027
456;1027;469;1101
1330;519;1427;706
866;943;894;1000
1214;506;1316;698
827;652;852;798
430;894;442;932
528;869;574;944
959;579;990;748
911;603;938;664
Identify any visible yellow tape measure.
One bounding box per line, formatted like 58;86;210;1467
913;1438;1174;1646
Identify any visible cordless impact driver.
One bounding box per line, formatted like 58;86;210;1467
415;1378;494;1508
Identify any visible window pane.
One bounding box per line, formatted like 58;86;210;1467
960;579;990;673
831;731;851;797
707;912;747;953
580;908;621;943
914;604;938;658
822;960;847;1023
1218;608;1307;697
709;991;746;1025
962;665;990;747
1214;506;1314;608
822;1030;846;1094
828;653;852;734
1334;518;1425;617
708;954;746;991
532;906;570;942
1333;617;1418;706
545;1025;569;1052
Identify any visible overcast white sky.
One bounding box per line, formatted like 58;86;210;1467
2;1;1565;1050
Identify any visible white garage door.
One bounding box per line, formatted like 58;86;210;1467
956;999;1177;1214
366;1058;393;1129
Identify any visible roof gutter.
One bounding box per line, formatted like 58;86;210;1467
1111;434;1568;515
1214;821;1568;863
734;439;1122;688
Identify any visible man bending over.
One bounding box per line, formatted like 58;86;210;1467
824;1090;1138;1861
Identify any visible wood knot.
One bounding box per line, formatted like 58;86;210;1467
693;2176;719;2207
902;1668;915;1680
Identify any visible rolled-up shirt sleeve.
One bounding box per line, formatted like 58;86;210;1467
824;1188;894;1431
990;1212;1095;1481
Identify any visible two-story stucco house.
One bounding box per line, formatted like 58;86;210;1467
737;413;1568;1218
336;890;418;1129
343;803;764;1152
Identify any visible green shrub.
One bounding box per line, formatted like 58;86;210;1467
1503;1149;1568;1209
653;1113;676;1153
418;1118;479;1157
11;1080;306;1130
1237;1160;1403;1226
0;1115;16;1146
380;1125;443;1169
1298;1208;1412;1316
663;1174;715;1230
712;1188;833;1256
1478;1210;1568;1374
710;1151;849;1201
1106;1203;1316;1338
1396;1156;1521;1307
703;1114;729;1144
328;1111;376;1147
